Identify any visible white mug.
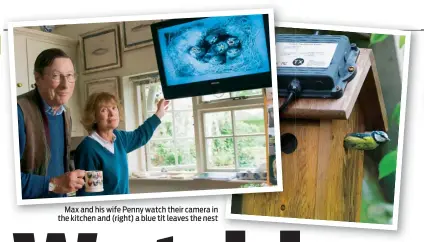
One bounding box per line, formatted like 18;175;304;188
85;170;104;193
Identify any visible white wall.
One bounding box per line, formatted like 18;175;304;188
51;22;158;106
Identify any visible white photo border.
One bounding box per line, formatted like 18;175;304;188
225;21;412;231
7;9;284;206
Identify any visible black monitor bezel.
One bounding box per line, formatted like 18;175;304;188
150;14;272;100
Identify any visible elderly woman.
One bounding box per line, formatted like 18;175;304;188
74;92;168;196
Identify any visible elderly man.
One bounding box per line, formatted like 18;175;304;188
18;48;85;199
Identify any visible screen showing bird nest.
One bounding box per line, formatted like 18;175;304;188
157;14;270;86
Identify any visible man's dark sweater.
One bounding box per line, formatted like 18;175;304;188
18;104;66;198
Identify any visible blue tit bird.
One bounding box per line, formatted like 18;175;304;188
343;131;390;151
205;34;219;45
188;46;206;59
226;47;242;59
226;37;240;48
208;55;225;65
212;41;229;55
343;131;390;166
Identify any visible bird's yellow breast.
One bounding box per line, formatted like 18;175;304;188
344;135;378;150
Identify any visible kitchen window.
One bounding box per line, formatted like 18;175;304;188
133;75;266;173
197;90;267;172
137;83;196;172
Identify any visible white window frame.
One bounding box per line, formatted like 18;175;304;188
122;71;267;174
193;91;267;173
137;82;197;172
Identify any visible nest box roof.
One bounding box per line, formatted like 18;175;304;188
278;48;388;132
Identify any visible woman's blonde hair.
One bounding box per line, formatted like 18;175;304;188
80;92;124;134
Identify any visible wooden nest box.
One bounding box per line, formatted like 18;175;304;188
239;48;388;222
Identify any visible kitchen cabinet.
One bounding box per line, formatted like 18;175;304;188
13;27;84;137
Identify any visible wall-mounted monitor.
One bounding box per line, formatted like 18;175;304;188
151;14;272;99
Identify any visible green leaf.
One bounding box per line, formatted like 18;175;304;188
399;36;406;49
370;34;389;46
379;150;397;179
391;102;401;126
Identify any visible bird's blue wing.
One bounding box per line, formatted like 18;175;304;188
346;132;371;139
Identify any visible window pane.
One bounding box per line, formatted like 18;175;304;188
173;97;192;110
231;89;263;98
149;112;173;139
236;136;266;169
234;108;265;135
175;139;196;165
202;92;230;102
144;84;172;112
204;111;233;137
174;111;194;138
206;138;235;169
148;140;175;167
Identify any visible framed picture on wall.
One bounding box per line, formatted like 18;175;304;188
85;77;120;101
120;20;162;51
79;25;121;74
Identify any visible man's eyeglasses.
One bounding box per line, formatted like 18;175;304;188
46;72;78;83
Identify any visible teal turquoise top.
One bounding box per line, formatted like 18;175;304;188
75;115;161;196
